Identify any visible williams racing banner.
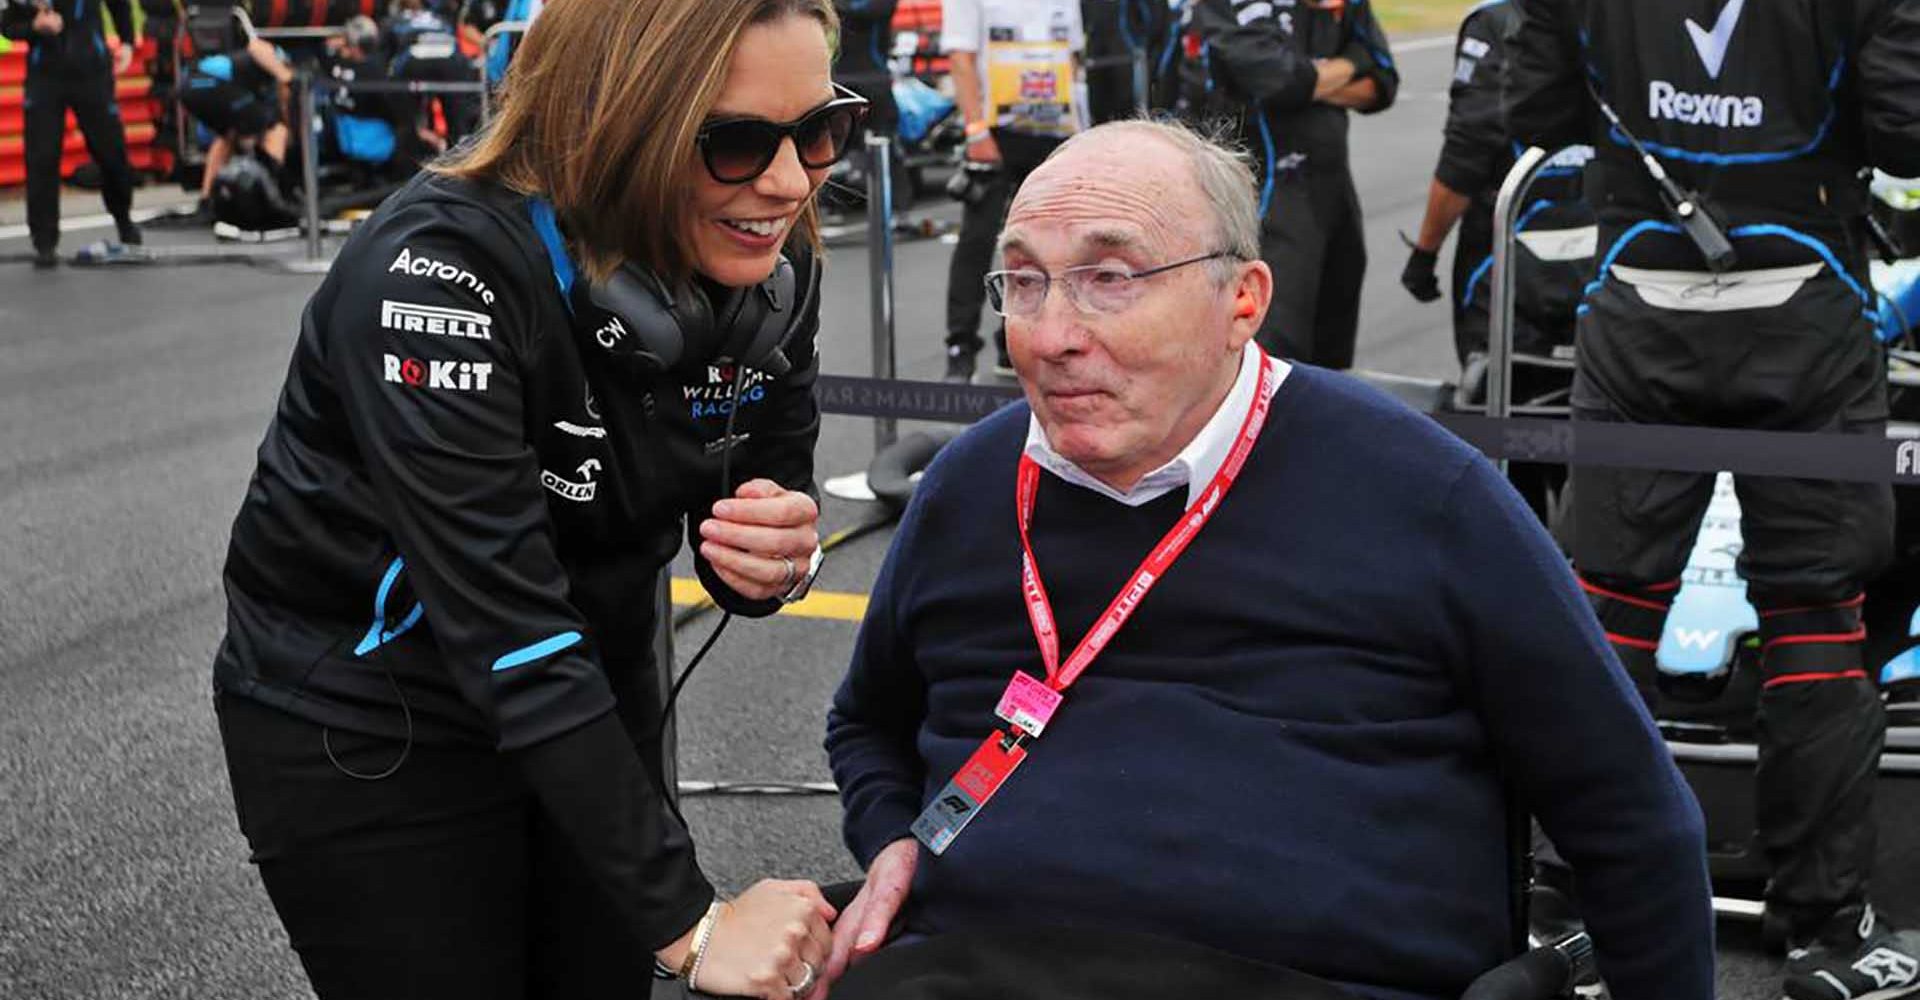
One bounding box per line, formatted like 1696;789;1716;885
813;375;1920;486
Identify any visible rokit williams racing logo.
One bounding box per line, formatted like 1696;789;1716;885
685;364;770;419
1650;0;1764;128
383;354;495;391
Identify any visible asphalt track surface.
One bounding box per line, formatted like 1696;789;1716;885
0;36;1897;1000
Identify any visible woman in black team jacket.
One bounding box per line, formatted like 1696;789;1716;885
212;1;863;996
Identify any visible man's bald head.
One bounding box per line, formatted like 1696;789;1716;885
992;119;1273;495
1003;120;1261;280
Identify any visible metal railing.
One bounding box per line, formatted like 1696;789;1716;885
477;20;530;121
1485;145;1555;476
289;73;489;265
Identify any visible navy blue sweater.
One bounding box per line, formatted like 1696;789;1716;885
826;365;1713;1000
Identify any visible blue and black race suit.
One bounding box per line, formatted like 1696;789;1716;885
215;170;822;949
1182;0;1400;368
1431;0;1592;365
1507;0;1920;946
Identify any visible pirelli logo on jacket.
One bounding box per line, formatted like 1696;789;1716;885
381;299;494;340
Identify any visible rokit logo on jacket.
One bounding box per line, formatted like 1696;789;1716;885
381;299;493;340
1649;0;1764;128
383;354;495;391
388;247;497;305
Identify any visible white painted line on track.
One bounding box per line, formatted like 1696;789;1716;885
1394;34;1457;54
0;203;183;242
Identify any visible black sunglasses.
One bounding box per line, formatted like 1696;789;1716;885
695;83;871;184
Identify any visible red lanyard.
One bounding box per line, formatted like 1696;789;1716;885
1015;350;1277;694
911;352;1279;856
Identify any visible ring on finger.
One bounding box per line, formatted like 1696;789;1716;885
787;961;816;995
779;555;796;589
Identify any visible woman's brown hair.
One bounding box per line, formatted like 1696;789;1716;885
437;0;839;285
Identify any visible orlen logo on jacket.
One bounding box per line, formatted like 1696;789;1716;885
383;354;494;391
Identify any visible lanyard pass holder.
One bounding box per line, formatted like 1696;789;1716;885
911;726;1030;856
994;669;1063;739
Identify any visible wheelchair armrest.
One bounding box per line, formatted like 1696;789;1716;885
1459;932;1591;1000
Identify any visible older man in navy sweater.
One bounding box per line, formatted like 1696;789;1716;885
821;120;1713;1000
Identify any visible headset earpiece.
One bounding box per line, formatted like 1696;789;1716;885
587;264;692;373
538;198;807;379
712;255;798;378
584;253;802;379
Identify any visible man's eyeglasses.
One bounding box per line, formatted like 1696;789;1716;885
695;83;871;184
984;251;1240;317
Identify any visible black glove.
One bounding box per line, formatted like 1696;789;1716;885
1401;245;1441;303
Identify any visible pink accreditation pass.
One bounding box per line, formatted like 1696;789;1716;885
994;670;1063;738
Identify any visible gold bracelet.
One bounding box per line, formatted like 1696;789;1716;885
677;901;719;981
684;900;723;990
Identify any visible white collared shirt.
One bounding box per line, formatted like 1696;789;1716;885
1022;343;1289;508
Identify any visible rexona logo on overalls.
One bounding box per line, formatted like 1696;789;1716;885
1648;82;1764;128
1649;0;1764;128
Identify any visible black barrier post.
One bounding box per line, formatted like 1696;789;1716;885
652;572;679;806
1132;49;1150;117
301;70;323;263
865;133;899;451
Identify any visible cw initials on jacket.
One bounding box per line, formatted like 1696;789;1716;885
382;354;495;391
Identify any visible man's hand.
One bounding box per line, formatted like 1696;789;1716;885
964;131;1002;165
1400;245;1441;303
1319;76;1383;110
811;838;918;998
697;479;820;601
31;7;63;34
1311;57;1356;101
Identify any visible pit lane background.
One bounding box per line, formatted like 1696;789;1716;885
0;33;1892;999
